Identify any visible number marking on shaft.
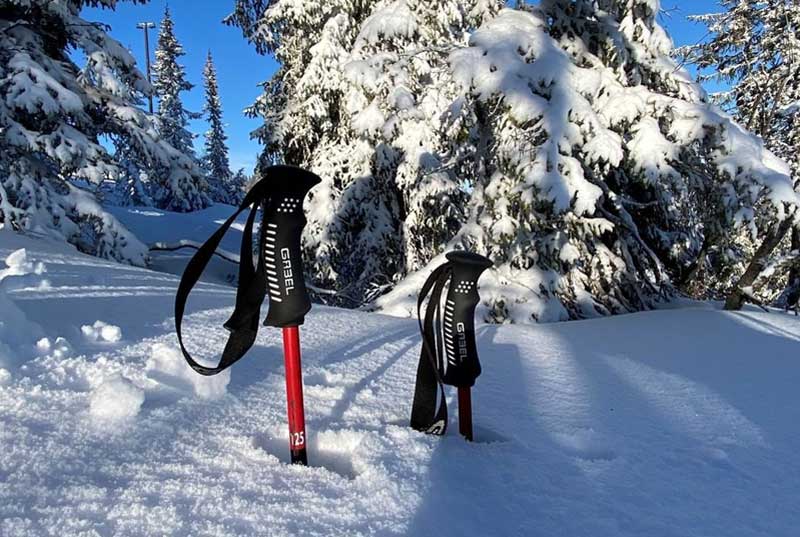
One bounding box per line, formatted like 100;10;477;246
290;431;305;448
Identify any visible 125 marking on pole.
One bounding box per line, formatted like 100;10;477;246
290;431;305;448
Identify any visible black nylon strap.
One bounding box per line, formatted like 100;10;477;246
223;205;265;333
409;262;452;435
174;166;321;377
174;182;271;376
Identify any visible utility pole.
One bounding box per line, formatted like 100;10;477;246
136;21;156;114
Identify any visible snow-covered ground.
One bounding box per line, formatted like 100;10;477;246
107;204;249;286
1;221;800;537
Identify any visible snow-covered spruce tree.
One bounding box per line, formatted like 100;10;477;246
153;6;194;154
1;0;169;264
228;2;367;303
112;135;154;207
229;167;249;199
682;0;800;163
150;6;209;211
681;0;800;309
201;51;240;204
227;1;371;303
377;4;798;322
228;0;501;305
312;0;504;297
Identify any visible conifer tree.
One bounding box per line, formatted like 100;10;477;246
0;0;207;263
229;168;249;201
377;3;798;321
327;0;503;284
682;0;800;309
232;1;798;320
201;51;240;204
153;6;196;155
113;136;154;207
229;1;391;302
229;0;501;304
149;6;209;211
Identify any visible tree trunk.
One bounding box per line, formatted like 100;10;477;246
677;234;711;294
724;216;795;311
784;223;800;311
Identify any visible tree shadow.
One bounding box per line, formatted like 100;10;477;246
405;311;800;536
301;320;417;378
405;327;582;536
324;334;418;424
572;310;800;443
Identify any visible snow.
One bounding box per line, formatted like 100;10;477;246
0;247;46;371
628;116;680;183
146;342;230;401
2;219;800;536
36;336;73;358
351;99;386;135
108;203;251;285
451;8;613;222
81;320;123;343
356;0;419;45
90;375;145;421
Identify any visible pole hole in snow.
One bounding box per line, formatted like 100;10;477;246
252;428;366;480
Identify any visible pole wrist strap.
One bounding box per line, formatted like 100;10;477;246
174;165;321;376
410;251;492;434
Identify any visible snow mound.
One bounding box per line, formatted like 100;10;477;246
0;248;47;290
89;376;145;421
81;320;122;343
146;342;230;400
0;248;46;368
3;247;44;273
35;336;73;358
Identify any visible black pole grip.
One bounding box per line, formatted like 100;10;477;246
261;165;321;328
440;251;493;387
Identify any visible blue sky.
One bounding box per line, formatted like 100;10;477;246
84;1;725;173
85;1;277;173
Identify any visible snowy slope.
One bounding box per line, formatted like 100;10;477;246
108;203;249;286
1;228;800;537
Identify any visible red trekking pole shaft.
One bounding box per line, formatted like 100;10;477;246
458;387;473;441
282;326;308;465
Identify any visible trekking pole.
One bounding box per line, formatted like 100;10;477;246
259;172;320;466
457;386;473;441
410;251;492;440
175;165;320;466
445;251;492;441
282;326;307;464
